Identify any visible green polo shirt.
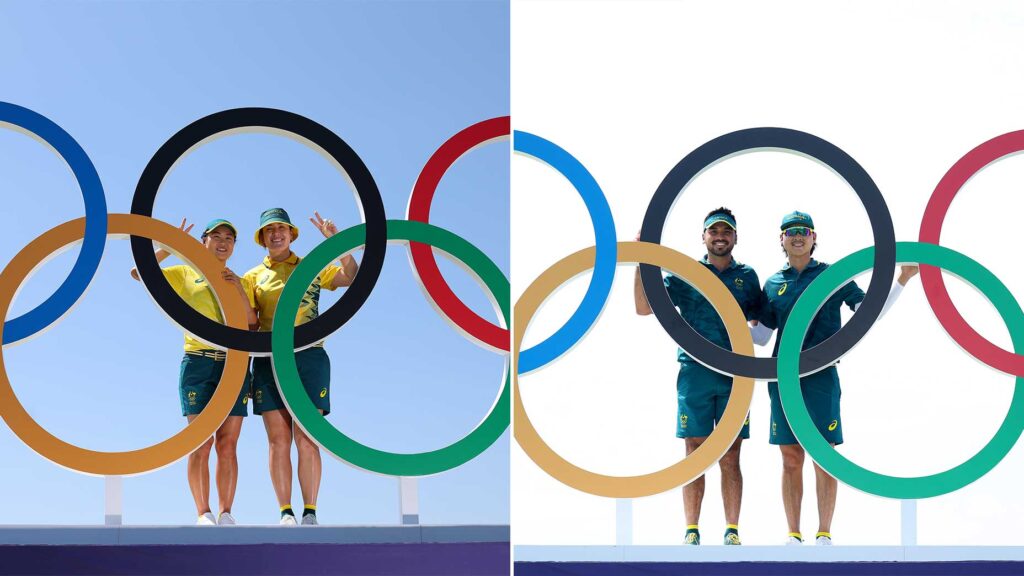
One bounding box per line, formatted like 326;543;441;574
664;256;764;363
759;259;865;357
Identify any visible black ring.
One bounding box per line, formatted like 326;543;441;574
639;127;895;379
130;107;386;355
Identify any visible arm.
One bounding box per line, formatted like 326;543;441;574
130;218;191;280
310;211;359;288
633;233;653;315
851;265;919;316
634;265;652;315
222;268;260;329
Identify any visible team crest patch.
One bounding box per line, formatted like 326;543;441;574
679;414;688;429
734;278;744;288
188;390;197;406
772;421;777;436
778;283;788;296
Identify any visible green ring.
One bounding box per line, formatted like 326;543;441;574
271;219;509;476
778;241;1024;498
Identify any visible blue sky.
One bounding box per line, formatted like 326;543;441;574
0;0;509;525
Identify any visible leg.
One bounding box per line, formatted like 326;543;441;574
262;409;294;508
814;449;838;535
214;416;243;514
780;444;805;534
186;414;214;516
719;437;743;526
294;413;323;508
682;436;707;526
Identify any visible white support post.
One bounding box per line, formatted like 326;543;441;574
901;499;917;546
399;477;419;525
616;498;633;545
105;476;123;526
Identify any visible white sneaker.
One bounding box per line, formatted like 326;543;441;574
786;535;803;545
218;512;236;525
816;535;833;546
301;513;319;526
196;512;216;526
279;514;297;526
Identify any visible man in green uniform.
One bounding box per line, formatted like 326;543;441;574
635;207;764;546
754;210;917;545
131;218;257;525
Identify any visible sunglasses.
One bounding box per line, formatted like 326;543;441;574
783;226;814;237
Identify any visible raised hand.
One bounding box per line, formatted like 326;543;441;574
310;211;338;239
898;265;920;286
179;217;195;235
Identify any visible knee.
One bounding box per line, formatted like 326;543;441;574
294;432;319;456
268;431;292;452
719;447;741;472
684;437;706;455
193;438;214;459
215;436;238;459
781;447;804;472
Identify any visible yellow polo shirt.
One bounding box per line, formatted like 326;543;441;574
162;265;253;353
243;253;341;344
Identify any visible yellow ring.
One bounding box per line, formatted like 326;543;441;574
514;241;754;497
0;214;249;475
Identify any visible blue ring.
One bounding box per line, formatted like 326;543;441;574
0;102;107;345
513;131;616;373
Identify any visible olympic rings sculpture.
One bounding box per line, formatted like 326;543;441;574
513;127;1024;499
0;102;510;477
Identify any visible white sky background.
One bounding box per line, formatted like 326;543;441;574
512;0;1024;545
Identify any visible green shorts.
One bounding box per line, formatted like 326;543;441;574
179;353;251;417
252;346;331;416
768;365;843;446
676;361;750;439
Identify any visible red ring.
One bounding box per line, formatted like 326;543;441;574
407;116;510;351
919;130;1024;375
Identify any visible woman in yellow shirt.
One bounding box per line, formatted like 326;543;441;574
131;218;257;526
244;208;357;525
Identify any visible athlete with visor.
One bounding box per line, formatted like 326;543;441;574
130;218;257;526
751;211;918;546
635;207;764;546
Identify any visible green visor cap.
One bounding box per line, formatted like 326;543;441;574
704;213;737;230
202;218;238;238
780;211;814;230
255;208;299;245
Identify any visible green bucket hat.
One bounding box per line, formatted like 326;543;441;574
201;218;238;239
255;208;299;246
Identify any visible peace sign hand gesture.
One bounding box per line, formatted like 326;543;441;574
310;211;338;239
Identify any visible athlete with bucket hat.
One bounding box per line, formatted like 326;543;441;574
244;208;358;525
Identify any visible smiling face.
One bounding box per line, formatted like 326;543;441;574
702;221;736;258
202;225;236;262
780;226;816;258
261;222;295;257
